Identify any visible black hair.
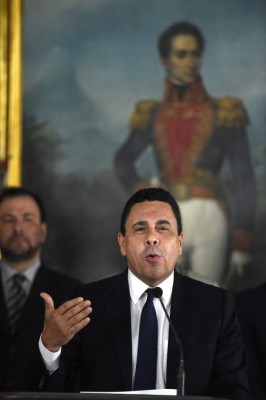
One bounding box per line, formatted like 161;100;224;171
0;187;46;223
158;21;205;59
120;187;182;235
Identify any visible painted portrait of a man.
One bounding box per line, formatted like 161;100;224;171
22;0;266;290
114;21;256;288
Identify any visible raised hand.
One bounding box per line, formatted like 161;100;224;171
40;292;92;352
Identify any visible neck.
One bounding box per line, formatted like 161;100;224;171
2;254;41;272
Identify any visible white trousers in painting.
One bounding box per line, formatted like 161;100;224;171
178;198;229;286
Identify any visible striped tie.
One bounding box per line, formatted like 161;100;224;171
6;274;27;332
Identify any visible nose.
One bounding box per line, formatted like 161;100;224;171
145;230;160;246
13;219;24;232
186;54;197;68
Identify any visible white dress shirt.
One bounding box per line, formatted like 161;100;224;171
128;269;173;389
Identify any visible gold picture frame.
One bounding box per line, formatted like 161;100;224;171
0;0;22;187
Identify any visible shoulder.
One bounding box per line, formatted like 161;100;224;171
130;99;160;130
175;272;232;308
211;96;249;128
173;274;239;339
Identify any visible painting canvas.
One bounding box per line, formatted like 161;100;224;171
23;0;266;289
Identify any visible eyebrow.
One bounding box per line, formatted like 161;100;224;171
0;212;38;219
156;219;171;226
132;219;171;228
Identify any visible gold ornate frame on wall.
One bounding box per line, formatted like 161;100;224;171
0;0;22;187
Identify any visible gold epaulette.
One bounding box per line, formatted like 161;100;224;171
213;97;249;128
129;100;160;131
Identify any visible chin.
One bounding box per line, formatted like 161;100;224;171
147;272;165;283
183;77;194;84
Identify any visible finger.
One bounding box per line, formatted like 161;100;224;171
65;304;92;327
59;297;90;316
40;292;55;313
67;315;91;338
64;300;92;323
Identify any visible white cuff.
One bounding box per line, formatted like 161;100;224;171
39;335;61;373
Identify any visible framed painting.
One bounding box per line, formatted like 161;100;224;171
22;0;266;289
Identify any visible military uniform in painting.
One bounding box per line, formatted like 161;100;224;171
114;76;256;285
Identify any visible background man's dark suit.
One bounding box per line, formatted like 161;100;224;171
33;269;249;399
236;283;266;400
0;265;80;391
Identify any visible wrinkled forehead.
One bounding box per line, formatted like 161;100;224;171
126;201;178;227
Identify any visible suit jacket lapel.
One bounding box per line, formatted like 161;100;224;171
16;266;48;332
0;275;9;334
105;270;132;389
0;268;46;334
166;271;195;388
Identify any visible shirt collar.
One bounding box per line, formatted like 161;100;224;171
128;268;174;306
0;259;41;283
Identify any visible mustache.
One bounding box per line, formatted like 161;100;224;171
142;245;163;258
10;232;26;239
8;233;29;244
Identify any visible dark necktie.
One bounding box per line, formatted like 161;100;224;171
133;288;158;390
6;274;27;332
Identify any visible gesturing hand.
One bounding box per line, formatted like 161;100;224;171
40;292;92;352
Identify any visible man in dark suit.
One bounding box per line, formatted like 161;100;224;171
35;187;249;399
0;187;81;391
236;284;266;400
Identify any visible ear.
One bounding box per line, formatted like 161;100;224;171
117;233;127;256
178;232;184;255
41;223;47;243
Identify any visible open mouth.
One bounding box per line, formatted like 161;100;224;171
145;253;161;263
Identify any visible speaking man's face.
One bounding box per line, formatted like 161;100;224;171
118;201;183;287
